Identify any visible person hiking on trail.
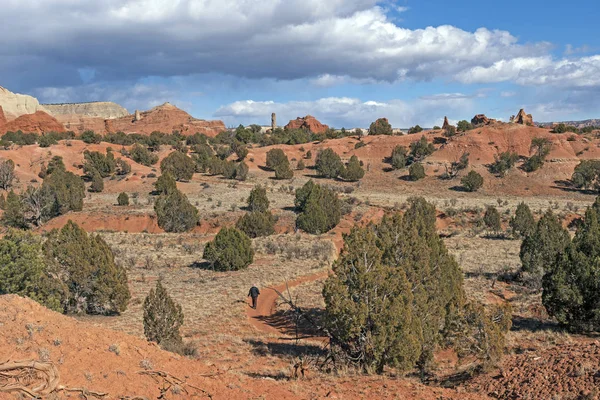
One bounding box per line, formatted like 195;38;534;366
248;285;260;309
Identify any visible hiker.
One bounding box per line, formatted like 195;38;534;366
248;284;260;309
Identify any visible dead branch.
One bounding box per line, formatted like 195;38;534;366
138;370;213;399
0;360;107;399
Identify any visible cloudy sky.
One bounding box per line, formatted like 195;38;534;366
2;0;599;128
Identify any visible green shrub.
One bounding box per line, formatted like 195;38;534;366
295;181;341;234
390;145;408;170
520;209;570;286
323;197;464;373
316;148;343;179
274;161;293;179
247;186;269;213
235;145;248;161
130;144;159;166
523;137;552;172
457;120;474;132
444;125;457;137
461;170;484;192
80;130;102;144
571;160;600;191
154;189;199;233
83;150;116;178
510;202;535;238
489;152;519;177
42;168;86;215
38;135;58;147
236;211;276;238
203;227;254;271
89;170;104;193
116;158;131;175
0;230;64;312
265;148;288;170
154;173;177;195
1;190;27;229
340;155;364;181
160;151;195;181
297;159;305;170
484;206;501;232
409;136;435;161
43;221;130;314
368;118;393;135
235;162;249;181
543;207;600;331
117;192;129;206
143;280;184;347
408;162;425;181
408;125;423;134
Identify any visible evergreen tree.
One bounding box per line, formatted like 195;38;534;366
154;173;177;195
543;207;600;332
203;227;254;271
489;152;519;177
368;118;393;135
129;144;159;166
160;151;195;181
1;190;27;229
408;162;425;181
520;209;570;286
143;280;184;346
409;136;435;161
461;170;484;192
484;206;502;233
274;162;293;179
316;148;343;179
247;185;269;213
154;189;199;233
0;230;64;312
235;161;249;181
43;221;130;314
265;148;288;171
510;202;535;238
89;169;104;193
117;192;129;206
390;145;408;170
295;181;341;234
42;168;86;215
0;159;16;190
236;211;276;238
340;155;365;181
83;150;116;178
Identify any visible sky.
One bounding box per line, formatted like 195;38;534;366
1;0;599;128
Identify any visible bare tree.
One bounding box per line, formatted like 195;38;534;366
21;185;54;226
0;159;16;190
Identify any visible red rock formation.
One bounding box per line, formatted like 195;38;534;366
514;109;533;125
471;114;497;126
442;116;450;129
56;103;226;137
285;115;329;134
1;111;66;134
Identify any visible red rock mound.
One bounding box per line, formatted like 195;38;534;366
442;116;451;129
285;115;329;133
58;103;226;137
471;114;497;126
1;111;66;134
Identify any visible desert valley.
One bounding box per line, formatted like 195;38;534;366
0;82;600;400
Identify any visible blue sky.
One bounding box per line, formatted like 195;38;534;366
1;0;599;128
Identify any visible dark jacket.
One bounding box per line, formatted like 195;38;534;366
248;286;260;298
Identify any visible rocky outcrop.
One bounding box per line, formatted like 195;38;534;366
471;114;497;126
43;102;129;119
0;86;49;120
285;115;329;133
442;116;450;130
1;111;66;134
0;106;7;127
63;102;225;136
512;109;533;125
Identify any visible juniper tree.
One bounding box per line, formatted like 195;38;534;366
247;185;269;213
520;209;570;287
368;118;393;135
89;169;104;193
1;190;27;229
43;221;130;314
160;151;195;181
154;189;199;233
42;167;86;215
203;227;254;271
295;181;341;234
484;206;501;233
143;279;184;346
117;192;129;206
316;148;343;179
0;230;65;312
340;155;364;181
154;173;177;195
543;207;600;332
390;145;408;169
236;211;276;238
461;170;484;192
0;159;16;190
408;162;425;181
265;148;288;170
510;202;535;238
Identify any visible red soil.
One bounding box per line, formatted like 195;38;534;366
0;111;66;134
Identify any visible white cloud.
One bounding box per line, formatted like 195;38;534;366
214;95;477;128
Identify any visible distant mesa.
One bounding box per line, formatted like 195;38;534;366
285;115;329;134
471;114;497;126
511;109;534;125
442;116;451;129
43;102;129;120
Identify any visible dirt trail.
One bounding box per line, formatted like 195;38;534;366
246;270;330;335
